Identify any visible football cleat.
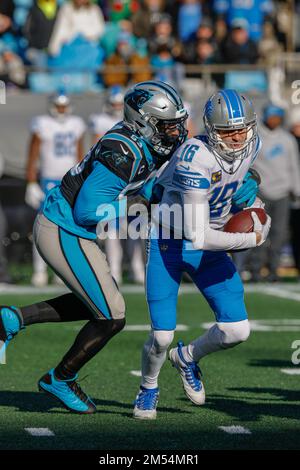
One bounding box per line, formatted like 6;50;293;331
169;341;205;405
133;386;159;420
38;368;96;414
0;306;24;362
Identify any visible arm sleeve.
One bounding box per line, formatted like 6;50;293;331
182;189;257;251
73;162;127;226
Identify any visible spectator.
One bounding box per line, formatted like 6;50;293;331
24;0;59;67
101;18;136;58
151;44;176;83
192;17;215;42
48;0;105;57
289;108;300;279
222;18;259;64
107;0;139;22
248;104;300;282
0;49;27;88
177;0;202;43
130;38;152;83
103;35;151;87
0;0;14;34
213;0;274;43
182;17;217;63
132;0;166;39
149;14;182;60
258;20;282;64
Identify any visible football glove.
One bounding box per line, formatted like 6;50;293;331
25;182;45;209
232;169;261;208
251;211;271;246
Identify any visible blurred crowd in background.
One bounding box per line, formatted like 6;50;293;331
1;0;300;286
0;0;299;92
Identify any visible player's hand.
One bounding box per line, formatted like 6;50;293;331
25;182;45;209
232;171;260;208
251;211;271;246
245;196;265;210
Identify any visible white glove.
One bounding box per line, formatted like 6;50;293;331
25;182;45;209
251;211;271;246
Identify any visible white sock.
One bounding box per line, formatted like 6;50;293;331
141;330;174;389
183;320;250;363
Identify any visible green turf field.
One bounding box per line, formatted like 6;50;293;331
0;288;300;450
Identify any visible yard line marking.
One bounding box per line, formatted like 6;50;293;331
245;285;300;302
25;428;55;437
219;426;251;435
130;370;142;377
0;283;300;300
281;368;300;375
202;320;300;332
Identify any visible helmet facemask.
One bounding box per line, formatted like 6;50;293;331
204;117;258;173
145;115;188;158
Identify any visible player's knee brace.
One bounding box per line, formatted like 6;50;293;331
218;320;250;349
152;330;174;354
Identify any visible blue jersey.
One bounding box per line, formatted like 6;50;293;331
213;0;274;41
42;122;157;240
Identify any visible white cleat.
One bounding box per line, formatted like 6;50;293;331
31;272;48;287
169;341;205;406
133;386;159;420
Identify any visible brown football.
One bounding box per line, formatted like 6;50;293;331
224;208;267;233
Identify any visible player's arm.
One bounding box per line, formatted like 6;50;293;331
73;136;137;226
25;132;45;209
181;188;264;251
73;161;128;226
176;160;269;250
26;132;40;183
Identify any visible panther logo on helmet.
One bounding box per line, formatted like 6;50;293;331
124;81;188;162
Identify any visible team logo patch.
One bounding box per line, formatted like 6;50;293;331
211;171;222;184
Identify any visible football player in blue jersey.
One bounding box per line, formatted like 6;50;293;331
0;81;189;414
133;89;270;420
